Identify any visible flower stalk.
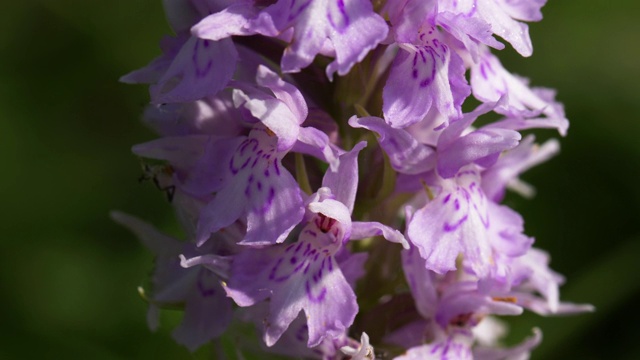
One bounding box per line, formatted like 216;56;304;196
117;0;593;358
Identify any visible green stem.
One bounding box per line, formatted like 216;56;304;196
295;153;313;195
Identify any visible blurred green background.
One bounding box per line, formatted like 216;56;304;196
1;0;638;358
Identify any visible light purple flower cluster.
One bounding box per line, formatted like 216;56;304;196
116;0;592;358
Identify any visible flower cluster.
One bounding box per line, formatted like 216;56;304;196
116;0;592;358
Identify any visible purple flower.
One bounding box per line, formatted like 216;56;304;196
111;209;236;352
382;27;470;128
120;0;239;103
439;0;545;57
139;92;245;137
195;125;305;246
119;0;592;356
390;246;537;360
435;99;522;179
506;248;595;315
350;99;522;180
192;0;389;79
196;66;314;246
406;165;532;279
121;34;237;104
133;134;244;197
349;115;437;174
471;47;569;135
222;142;407;347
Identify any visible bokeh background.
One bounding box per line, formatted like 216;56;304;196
1;1;638;358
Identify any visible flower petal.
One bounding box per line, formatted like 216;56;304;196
150;36;237;103
349;116;436;175
321;141;367;213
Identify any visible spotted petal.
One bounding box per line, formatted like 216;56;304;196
196;129;304;246
150;36;238;103
383;33;468;127
263;0;388;78
225;227;357;347
407;168;494;278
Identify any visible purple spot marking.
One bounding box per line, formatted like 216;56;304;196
259;187;275;213
238;139;250;154
473;202;490;229
270;256;303;282
240;157;251;170
444;214;468;232
264;168;270;177
411;46;438;89
454;199;460;210
316;259;325;281
268;258;283;280
418;49;437;88
305;280;327;303
192;40;213;78
287;0;312;21
274;161;281;176
327;0;350;31
290;257;297;264
203;40;210;48
337;0;349;23
442;337;452;355
293;261;305;273
257;181;262;191
229;158;238;175
443;193;451;204
480;63;488;79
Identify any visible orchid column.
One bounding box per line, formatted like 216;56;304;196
116;0;592;358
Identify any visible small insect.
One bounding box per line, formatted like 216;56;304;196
138;161;176;202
